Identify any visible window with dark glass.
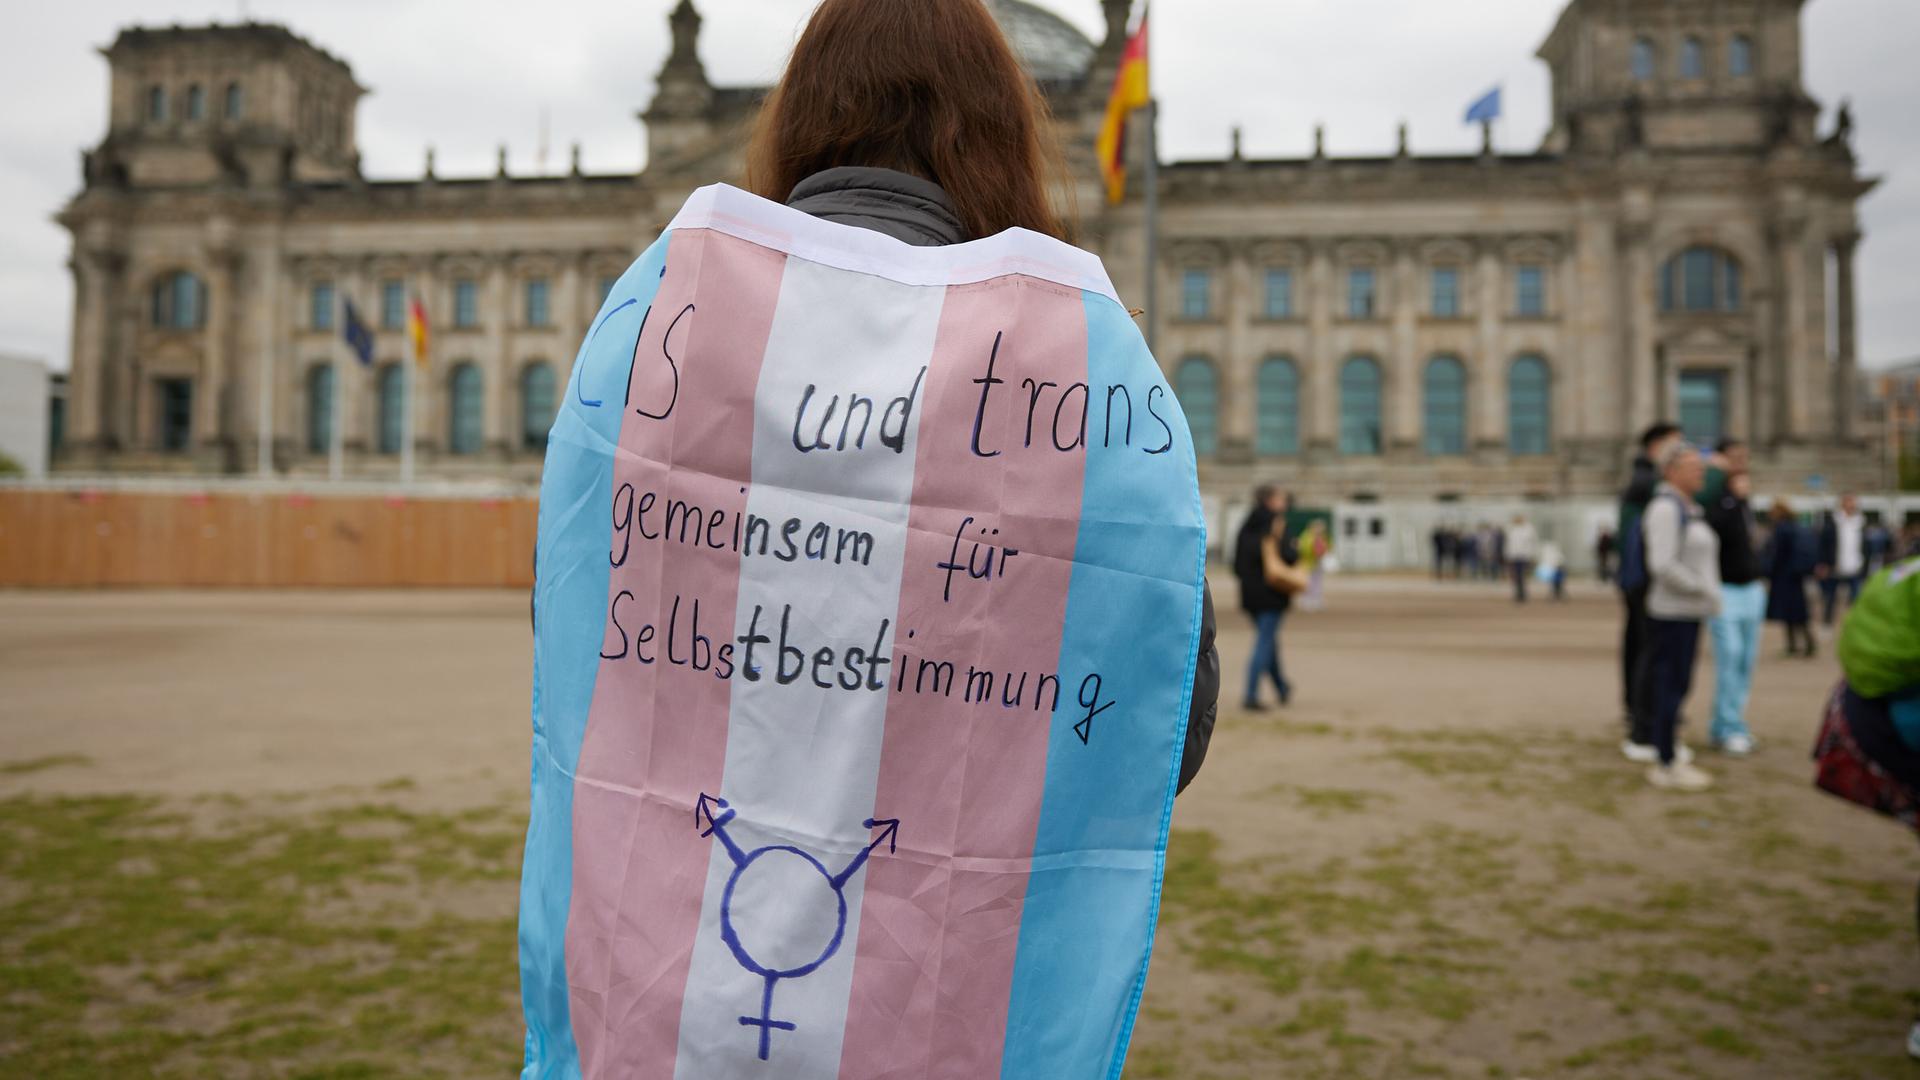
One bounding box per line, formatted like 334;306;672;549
1347;268;1376;319
225;82;244;119
150;272;206;330
525;278;552;328
186;85;205;121
311;281;335;331
1631;37;1656;80
1256;356;1299;456
1509;356;1552;455
380;280;405;330
1660;247;1743;312
377;364;406;454
306;365;333;454
1175;356;1218;454
1181;269;1212;319
522;362;557;450
1431;267;1460;318
1264;268;1294;319
453;279;478;328
1678;371;1726;444
1729;35;1753;77
147;85;167;122
449;363;483;454
1339;357;1382;455
1515;265;1546;317
158;378;193;452
1680;37;1705;79
1423;356;1467;456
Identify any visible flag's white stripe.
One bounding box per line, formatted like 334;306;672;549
669;182;1117;303
671;257;940;1079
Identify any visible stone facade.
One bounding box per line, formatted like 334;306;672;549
58;0;1878;505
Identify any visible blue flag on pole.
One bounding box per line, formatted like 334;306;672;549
1464;86;1501;125
343;298;374;367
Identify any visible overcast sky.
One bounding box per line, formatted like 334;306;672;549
2;0;1914;372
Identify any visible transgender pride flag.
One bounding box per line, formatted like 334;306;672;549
519;184;1206;1080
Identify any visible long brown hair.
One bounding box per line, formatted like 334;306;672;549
746;0;1068;241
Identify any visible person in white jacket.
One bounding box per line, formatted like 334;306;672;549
1505;516;1540;603
1641;442;1723;791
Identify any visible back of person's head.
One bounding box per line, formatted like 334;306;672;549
1770;500;1796;525
1715;437;1745;455
746;0;1066;241
1640;422;1680;451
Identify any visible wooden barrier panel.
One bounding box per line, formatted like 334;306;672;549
0;490;537;588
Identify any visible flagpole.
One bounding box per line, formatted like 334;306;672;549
1142;12;1159;356
329;293;344;483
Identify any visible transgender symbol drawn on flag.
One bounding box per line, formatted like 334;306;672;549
694;793;900;1062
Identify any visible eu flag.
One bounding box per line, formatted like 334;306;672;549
343;298;375;367
1464;86;1502;125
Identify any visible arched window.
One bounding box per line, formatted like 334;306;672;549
1630;37;1656;81
1256;356;1300;456
1423;356;1468;456
186;84;206;121
521;362;557;450
1680;37;1704;79
1728;35;1753;77
306;364;334;455
147;85;167;122
1174;356;1218;455
1660;247;1743;312
1339;356;1382;456
1508;356;1552;456
377;364;407;455
449;363;483;455
149;271;205;330
224;82;244;120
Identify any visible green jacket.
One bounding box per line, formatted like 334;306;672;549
1838;557;1920;699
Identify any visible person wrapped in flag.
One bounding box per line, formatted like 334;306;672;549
518;2;1218;1077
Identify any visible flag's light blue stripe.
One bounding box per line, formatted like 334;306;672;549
519;235;672;1080
1464;85;1501;124
999;292;1207;1080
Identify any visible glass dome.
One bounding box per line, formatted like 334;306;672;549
987;0;1097;82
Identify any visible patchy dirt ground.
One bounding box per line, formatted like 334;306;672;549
0;579;1912;1078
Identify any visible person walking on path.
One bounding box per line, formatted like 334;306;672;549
1233;486;1296;710
1703;462;1763;755
1642;441;1721;791
1819;493;1868;631
1539;541;1567;601
1505;515;1540;603
1619;422;1683;762
1764;501;1818;657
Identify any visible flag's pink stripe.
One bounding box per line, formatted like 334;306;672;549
838;278;1089;1079
566;230;786;1079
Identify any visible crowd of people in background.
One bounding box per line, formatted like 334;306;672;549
1429;517;1565;603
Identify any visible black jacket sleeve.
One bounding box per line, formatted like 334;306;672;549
1177;584;1219;795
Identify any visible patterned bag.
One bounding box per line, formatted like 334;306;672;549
1811;681;1920;833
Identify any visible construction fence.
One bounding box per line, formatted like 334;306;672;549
0;482;537;588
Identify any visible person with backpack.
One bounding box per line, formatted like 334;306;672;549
1641;441;1721;791
1618;421;1683;762
1764;500;1817;657
1813;554;1920;1059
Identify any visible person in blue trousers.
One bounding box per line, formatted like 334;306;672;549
1703;460;1763;755
1233;486;1296;709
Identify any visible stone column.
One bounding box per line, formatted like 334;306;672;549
1771;213;1810;441
65;251;115;455
1832;231;1859;443
486;256;513;457
1473;240;1503;450
1306;240;1336;455
1220;240;1253;450
1390;242;1419;452
198;247;239;464
1617;221;1656;437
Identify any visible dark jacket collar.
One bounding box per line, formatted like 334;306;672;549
785;166;967;248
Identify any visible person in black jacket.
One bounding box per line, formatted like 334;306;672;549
1233;485;1295;710
1619;421;1682;761
1703;455;1762;755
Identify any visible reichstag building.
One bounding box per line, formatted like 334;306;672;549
56;0;1874;513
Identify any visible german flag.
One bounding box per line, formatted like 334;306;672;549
407;292;430;368
1096;12;1150;205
